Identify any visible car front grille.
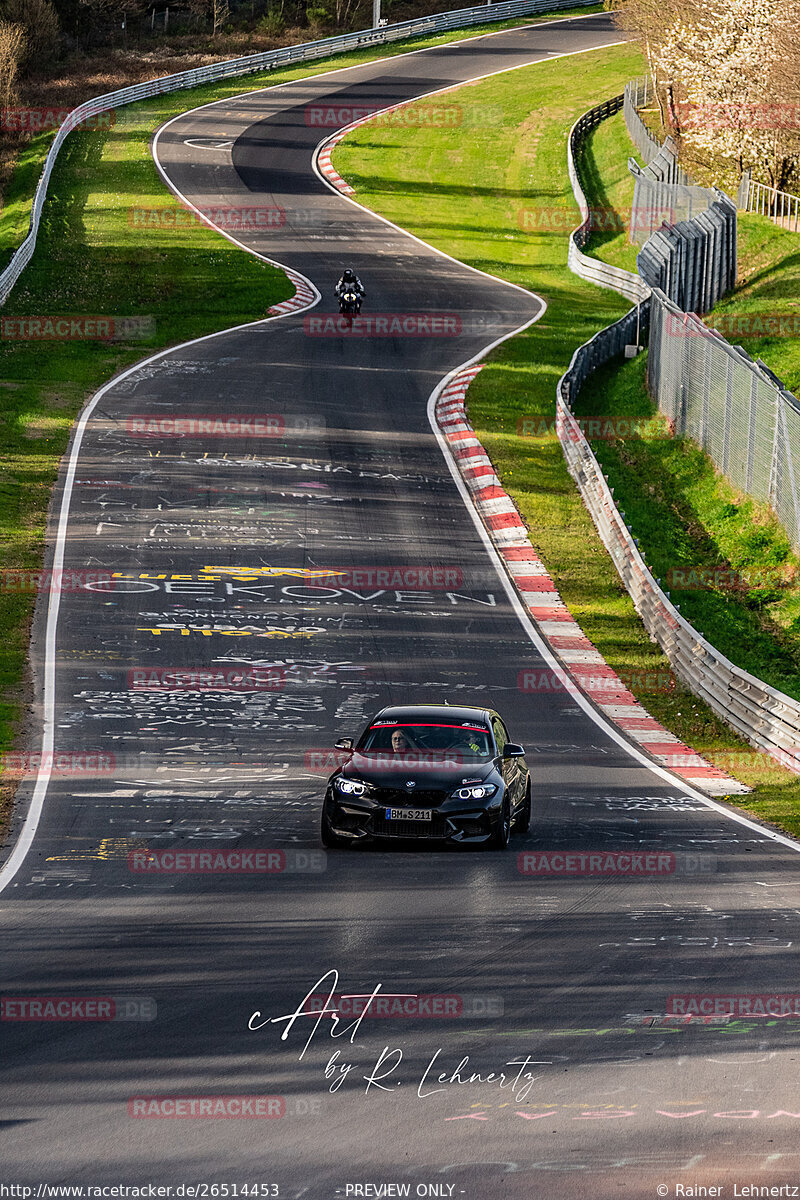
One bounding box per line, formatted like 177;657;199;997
370;788;448;809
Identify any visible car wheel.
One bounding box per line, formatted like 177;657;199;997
489;797;512;850
321;805;348;849
517;783;531;835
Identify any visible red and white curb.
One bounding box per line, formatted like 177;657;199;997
436;366;749;798
268;267;318;315
317;132;356;196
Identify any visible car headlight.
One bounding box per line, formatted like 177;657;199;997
452;784;497;801
335;778;366;796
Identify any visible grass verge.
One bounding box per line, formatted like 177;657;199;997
713;214;800;397
579;109;639;272
0;4;601;815
575;355;800;699
333;41;800;833
571;105;800;696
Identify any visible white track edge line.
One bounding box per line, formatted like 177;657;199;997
303;37;800;850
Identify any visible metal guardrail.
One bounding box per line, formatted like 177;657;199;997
0;0;597;307
559;92;800;775
566;96;650;304
556;355;800;773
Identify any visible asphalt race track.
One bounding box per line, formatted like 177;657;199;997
3;12;800;1198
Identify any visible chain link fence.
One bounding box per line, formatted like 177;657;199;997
557;326;800;773
648;290;800;552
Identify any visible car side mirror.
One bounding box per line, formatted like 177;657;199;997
503;743;525;758
334;738;354;751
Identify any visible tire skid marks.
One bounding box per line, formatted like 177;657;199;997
435;366;745;798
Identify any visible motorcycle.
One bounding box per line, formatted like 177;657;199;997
338;289;362;316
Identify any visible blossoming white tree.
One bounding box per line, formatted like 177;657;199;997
612;0;800;189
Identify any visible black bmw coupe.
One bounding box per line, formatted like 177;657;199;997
320;703;530;849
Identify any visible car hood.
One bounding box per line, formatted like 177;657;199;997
340;754;497;791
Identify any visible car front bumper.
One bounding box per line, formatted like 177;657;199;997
323;791;503;844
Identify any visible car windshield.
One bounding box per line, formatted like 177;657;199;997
357;721;492;760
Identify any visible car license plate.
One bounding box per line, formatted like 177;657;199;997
386;808;431;821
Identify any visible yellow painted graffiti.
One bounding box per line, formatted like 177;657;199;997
136;625;319;638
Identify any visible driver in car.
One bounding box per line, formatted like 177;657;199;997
391;729;415;753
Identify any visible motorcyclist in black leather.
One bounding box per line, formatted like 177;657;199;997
334;268;365;300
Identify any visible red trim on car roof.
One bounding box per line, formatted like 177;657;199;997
369;723;487;731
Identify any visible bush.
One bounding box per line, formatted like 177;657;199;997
0;20;26;105
257;8;285;32
0;0;60;71
306;3;331;25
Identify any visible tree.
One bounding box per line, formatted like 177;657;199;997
611;0;702;131
0;20;26;107
768;0;800;187
614;0;800;190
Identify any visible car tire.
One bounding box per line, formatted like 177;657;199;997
321;805;348;849
516;783;531;835
489;797;512;850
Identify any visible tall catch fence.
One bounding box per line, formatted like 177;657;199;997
648;291;800;553
557;330;800;775
0;0;597;308
622;76;662;165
